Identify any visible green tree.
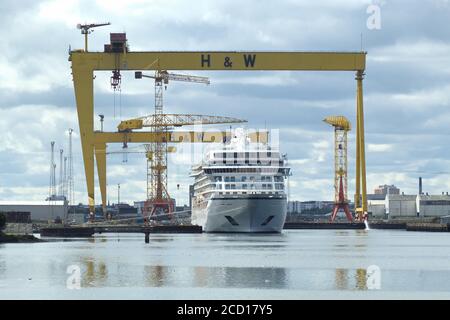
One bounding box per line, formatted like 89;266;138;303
0;212;6;230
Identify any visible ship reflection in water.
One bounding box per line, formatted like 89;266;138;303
1;230;450;298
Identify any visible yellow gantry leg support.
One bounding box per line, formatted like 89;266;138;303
72;67;96;215
355;94;361;210
95;143;107;216
355;70;368;218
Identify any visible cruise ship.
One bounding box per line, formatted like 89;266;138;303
190;128;291;233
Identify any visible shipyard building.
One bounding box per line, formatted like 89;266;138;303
0;200;67;222
367;180;450;219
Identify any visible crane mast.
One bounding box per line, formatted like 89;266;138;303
135;70;210;220
324;116;353;222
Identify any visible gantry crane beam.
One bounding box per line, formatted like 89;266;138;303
70;45;367;217
69;51;365;71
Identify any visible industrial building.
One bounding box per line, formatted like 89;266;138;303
374;184;400;195
385;194;417;218
287;201;334;215
0;200;67;222
417;194;450;217
367;194;387;218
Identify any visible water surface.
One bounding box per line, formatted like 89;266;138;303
1;230;450;299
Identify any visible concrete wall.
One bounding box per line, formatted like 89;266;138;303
386;195;417;217
368;203;386;217
4;223;33;235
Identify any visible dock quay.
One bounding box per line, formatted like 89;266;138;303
367;222;406;230
40;226;95;237
406;223;449;232
39;224;203;238
283;222;365;230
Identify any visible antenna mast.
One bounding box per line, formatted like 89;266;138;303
68;129;74;205
77;22;111;52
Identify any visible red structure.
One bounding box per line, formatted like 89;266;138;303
330;175;353;222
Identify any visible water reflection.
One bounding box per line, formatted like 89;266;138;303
334;268;368;290
355;268;367;290
82;258;108;287
143;265;288;289
335;268;348;290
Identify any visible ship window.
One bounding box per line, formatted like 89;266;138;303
242;192;247;195
266;184;273;189
216;185;222;190
214;176;222;182
262;184;266;189
234;152;237;159
219;192;223;195
242;184;248;189
225;176;230;182
233;192;237;195
241;176;247;182
225;185;230;190
230;184;236;189
230;176;236;182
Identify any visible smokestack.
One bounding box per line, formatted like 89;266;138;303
419;177;423;195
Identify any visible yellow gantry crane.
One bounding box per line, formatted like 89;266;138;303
324;116;353;222
69;26;367;219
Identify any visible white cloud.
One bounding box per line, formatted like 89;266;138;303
368;143;393;152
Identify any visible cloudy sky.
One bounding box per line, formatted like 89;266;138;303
1;0;450;206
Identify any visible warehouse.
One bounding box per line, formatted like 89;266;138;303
0;200;67;222
386;194;417;218
367;194;386;218
416;194;450;217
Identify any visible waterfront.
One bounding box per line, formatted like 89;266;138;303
1;230;450;299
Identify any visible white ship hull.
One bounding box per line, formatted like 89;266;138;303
192;195;287;233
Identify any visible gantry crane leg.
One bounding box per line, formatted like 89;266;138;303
355;70;367;219
95;143;107;217
72;67;96;217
